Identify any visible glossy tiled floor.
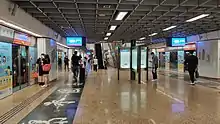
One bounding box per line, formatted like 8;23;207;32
1;69;220;124
74;69;220;124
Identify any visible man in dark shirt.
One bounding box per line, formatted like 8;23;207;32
71;51;81;82
64;55;69;72
151;52;159;81
184;51;198;85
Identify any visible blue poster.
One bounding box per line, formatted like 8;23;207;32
0;42;12;99
0;42;12;77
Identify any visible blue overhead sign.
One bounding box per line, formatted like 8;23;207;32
171;38;186;46
66;37;82;47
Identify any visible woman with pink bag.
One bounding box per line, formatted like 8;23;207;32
42;54;51;88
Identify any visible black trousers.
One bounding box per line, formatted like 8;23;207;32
72;66;79;81
64;64;69;71
152;67;157;79
188;68;196;83
58;64;62;71
94;65;98;72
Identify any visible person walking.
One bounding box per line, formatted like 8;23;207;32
184;51;198;85
64;55;69;72
151;52;159;81
93;57;98;72
36;53;45;86
58;56;62;71
71;51;81;82
42;54;51;88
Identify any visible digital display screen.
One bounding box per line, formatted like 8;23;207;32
50;39;56;46
66;37;82;47
120;49;130;69
171;38;186;46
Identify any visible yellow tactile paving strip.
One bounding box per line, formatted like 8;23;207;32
0;85;42;117
0;83;57;124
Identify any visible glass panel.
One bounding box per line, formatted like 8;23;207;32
141;48;147;69
170;51;178;71
12;44;20;89
165;52;170;70
29;47;37;85
120;49;130;69
132;48;137;70
20;46;28;85
178;51;184;72
159;52;166;68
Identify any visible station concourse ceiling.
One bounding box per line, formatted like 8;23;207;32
11;0;220;43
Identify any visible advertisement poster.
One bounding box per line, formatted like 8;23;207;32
0;42;12;99
29;47;37;85
165;52;170;70
120;49;130;69
178;51;184;72
141;49;147;68
132;49;137;70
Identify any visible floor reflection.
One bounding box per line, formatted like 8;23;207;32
74;69;220;124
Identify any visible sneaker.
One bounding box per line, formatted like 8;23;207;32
190;82;196;85
152;79;158;82
41;85;48;88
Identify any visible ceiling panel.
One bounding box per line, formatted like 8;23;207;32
10;0;220;42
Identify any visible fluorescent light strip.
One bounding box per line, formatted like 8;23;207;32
149;33;158;37
139;37;146;40
56;42;70;48
186;14;209;22
115;12;128;20
163;26;177;31
106;33;111;36
110;26;117;31
104;37;108;40
0;19;42;37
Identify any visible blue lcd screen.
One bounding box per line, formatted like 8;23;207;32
66;37;82;47
171;38;186;46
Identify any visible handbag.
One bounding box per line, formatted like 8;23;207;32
195;68;199;78
43;64;51;71
32;72;38;78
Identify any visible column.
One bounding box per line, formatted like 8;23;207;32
95;43;104;69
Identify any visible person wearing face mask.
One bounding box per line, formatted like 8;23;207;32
36;53;45;86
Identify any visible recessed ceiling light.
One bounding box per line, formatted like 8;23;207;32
103;5;111;8
110;26;117;30
139;37;146;40
115;12;128;20
106;33;111;36
186;14;209;22
99;14;106;17
149;33;158;37
104;37;108;40
163;26;177;31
